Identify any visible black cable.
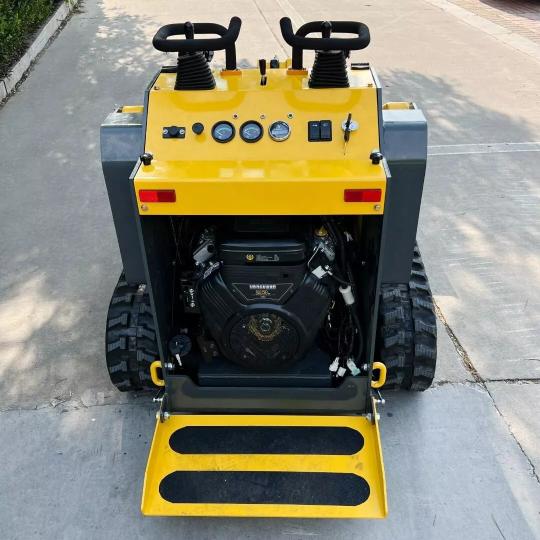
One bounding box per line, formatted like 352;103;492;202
351;308;364;362
328;271;350;287
324;218;364;363
323;218;349;284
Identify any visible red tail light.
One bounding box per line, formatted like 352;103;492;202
139;189;176;203
344;189;381;203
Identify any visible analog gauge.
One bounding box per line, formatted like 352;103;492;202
268;121;291;142
240;121;263;143
212;121;235;143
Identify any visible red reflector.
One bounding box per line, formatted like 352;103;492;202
344;189;381;203
139;189;176;203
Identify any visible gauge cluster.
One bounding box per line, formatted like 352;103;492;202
207;119;291;143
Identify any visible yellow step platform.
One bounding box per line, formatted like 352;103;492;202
141;410;387;518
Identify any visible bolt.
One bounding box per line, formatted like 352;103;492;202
260;114;266;120
154;85;160;91
163;128;168;135
233;113;239;119
190;302;195;308
374;204;381;211
163;412;170;421
141;204;148;212
287;112;294;119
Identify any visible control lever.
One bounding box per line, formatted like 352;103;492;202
184;21;195;40
259;58;267;86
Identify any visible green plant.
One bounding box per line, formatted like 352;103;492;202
0;0;58;79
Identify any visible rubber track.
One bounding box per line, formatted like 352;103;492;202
378;244;437;391
105;274;158;391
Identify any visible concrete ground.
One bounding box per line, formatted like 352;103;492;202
0;0;539;538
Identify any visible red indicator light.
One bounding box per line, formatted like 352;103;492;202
139;189;176;203
344;189;381;203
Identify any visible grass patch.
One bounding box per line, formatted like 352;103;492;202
0;0;61;79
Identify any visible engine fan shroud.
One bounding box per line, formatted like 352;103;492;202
229;311;301;370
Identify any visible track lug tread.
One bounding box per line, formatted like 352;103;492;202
105;272;159;392
377;243;437;391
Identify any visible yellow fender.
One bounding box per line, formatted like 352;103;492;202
150;361;165;387
371;362;387;389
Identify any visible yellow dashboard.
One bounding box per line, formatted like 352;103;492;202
134;67;386;216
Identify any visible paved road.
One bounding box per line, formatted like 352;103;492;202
0;0;539;538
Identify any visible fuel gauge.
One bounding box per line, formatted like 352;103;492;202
212;121;235;143
240;121;263;143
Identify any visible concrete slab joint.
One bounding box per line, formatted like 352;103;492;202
434;298;540;485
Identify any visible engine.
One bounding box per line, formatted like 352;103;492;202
197;235;335;370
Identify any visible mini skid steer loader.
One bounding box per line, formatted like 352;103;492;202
101;16;437;518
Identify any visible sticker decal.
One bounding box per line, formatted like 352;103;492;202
232;283;293;302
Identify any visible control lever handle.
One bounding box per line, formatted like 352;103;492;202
259;59;267;86
280;17;370;69
152;17;242;70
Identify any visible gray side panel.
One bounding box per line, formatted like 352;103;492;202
100;111;146;283
380;108;427;284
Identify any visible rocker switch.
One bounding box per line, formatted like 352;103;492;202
308;121;320;141
308;120;332;141
320;120;332;141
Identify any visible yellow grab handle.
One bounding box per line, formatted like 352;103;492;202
150;360;165;387
371;361;387;389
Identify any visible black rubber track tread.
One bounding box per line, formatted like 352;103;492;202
105;273;159;392
378;244;437;391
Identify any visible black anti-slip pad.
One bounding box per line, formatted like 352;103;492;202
169;426;364;455
159;471;370;506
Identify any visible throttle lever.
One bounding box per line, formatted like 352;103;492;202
259;58;267;86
